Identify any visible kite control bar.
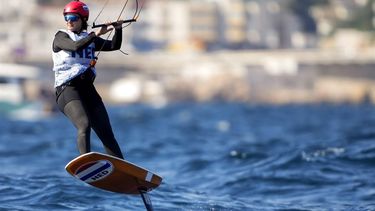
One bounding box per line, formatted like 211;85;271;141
92;19;137;28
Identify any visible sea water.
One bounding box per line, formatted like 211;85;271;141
0;102;374;211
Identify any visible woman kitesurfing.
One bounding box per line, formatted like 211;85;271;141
52;2;158;210
52;0;124;159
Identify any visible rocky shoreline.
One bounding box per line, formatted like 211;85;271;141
23;49;375;106
93;50;375;105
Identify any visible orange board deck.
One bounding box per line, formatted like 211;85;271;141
65;152;162;194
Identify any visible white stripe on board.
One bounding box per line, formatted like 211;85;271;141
76;161;107;178
145;171;153;182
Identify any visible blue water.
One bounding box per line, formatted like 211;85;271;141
1;102;375;210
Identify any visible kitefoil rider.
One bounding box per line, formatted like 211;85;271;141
52;0;124;159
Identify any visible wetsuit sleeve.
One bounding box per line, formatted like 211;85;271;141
94;28;122;51
52;31;96;52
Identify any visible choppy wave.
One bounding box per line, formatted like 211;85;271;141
1;103;375;210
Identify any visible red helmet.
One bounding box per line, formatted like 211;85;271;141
63;0;89;20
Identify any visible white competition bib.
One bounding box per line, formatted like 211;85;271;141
52;29;96;87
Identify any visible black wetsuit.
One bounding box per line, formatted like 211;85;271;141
52;29;124;159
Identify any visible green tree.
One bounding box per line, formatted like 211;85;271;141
337;0;374;31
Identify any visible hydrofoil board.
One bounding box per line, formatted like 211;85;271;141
65;152;162;195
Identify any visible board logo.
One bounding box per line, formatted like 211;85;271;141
75;160;113;183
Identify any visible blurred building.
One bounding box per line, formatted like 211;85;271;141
0;0;374;106
133;0;315;51
245;0;301;49
0;0;38;62
0;0;372;60
189;0;218;50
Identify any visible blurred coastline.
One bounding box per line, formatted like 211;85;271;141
0;0;375;116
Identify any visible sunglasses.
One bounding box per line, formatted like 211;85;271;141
64;14;80;22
